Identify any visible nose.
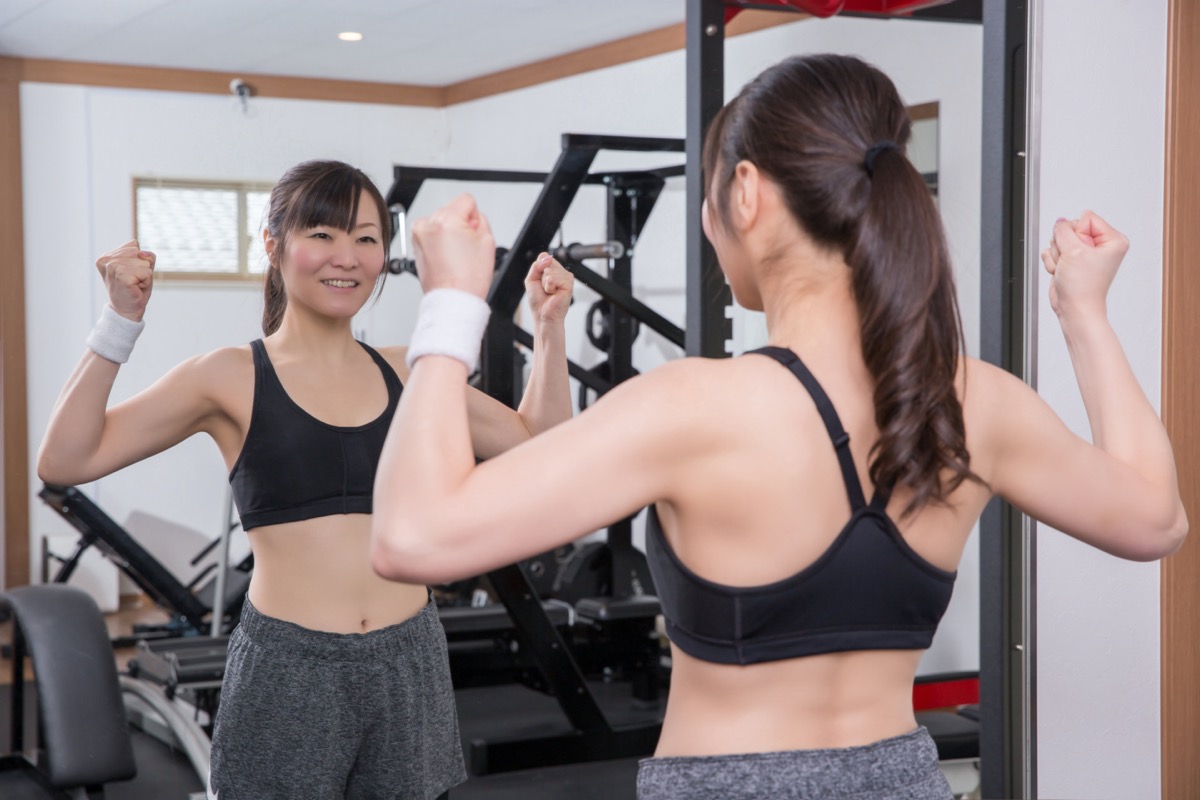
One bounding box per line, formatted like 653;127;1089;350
331;234;357;269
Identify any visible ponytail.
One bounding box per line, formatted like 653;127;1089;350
705;54;978;516
848;145;973;516
262;262;287;336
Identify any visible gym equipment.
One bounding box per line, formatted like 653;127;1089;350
912;671;982;796
39;483;249;641
387;135;687;774
0;584;137;798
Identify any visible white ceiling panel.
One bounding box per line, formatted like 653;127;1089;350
0;0;690;87
0;0;48;29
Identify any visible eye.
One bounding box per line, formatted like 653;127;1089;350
309;231;332;240
358;236;379;244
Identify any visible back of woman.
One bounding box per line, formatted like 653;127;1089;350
372;53;1186;800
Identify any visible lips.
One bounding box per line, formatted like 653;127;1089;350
322;279;359;288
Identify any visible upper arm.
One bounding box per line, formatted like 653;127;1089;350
39;350;236;485
971;361;1179;561
380;359;710;583
379;344;545;459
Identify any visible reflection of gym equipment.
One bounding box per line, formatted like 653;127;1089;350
1;584;211;795
39;483;250;642
0;585;137;797
387;133;685;774
913;671;983;796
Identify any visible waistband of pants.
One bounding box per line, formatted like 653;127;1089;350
639;726;941;789
234;594;440;661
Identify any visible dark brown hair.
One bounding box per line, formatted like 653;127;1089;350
703;54;975;516
261;160;392;335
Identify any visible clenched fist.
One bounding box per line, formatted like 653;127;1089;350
96;240;156;321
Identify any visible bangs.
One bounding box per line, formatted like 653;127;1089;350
284;169;366;234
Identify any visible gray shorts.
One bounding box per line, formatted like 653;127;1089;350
637;726;952;800
208;596;466;800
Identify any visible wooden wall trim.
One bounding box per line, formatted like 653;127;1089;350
7;10;807;110
443;10;805;106
16;57;444;107
1161;0;1200;795
909;101;939;122
0;57;30;588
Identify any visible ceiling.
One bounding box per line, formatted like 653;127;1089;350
0;0;690;86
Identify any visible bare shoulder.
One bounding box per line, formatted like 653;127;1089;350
187;344;253;380
174;345;254;405
592;355;773;441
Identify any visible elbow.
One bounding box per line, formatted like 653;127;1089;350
1125;504;1189;562
1158;505;1189;559
370;519;417;583
369;516;446;586
36;449;72;488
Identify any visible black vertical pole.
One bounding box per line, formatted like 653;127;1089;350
980;1;1031;797
11;619;24;753
605;178;664;598
607;183;638;598
685;0;732;358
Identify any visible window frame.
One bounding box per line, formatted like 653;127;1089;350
131;177;275;282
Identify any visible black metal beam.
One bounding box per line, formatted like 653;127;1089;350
562;261;685;350
480;144;599;405
980;1;1031;798
512;326;613;395
685;0;733;358
387;166;550;210
562;133;685;153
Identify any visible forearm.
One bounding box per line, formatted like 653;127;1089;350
373;356;477;565
515;319;572;435
1060;310;1181;501
37;351;121;483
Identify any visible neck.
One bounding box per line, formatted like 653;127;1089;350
759;250;862;368
271;306;359;362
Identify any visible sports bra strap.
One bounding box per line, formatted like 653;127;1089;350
750;346;868;511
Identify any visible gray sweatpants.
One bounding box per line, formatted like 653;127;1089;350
208;597;466;800
637;726;953;799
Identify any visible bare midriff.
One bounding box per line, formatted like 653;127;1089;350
654;646;923;757
245;514;428;633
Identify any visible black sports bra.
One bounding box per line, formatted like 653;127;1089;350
228;339;402;531
644;346;956;666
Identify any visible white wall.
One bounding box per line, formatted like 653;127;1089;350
21;84;447;597
19;16;983;673
441;15;983;676
1033;1;1167;798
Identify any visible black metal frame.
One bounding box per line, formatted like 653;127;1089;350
980;1;1033;796
691;0;1022;795
38;484;213;636
384;0;1015;778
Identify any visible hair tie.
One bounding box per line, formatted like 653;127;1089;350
863;140;898;177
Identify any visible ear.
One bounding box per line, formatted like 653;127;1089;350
729;160;761;233
264;228;277;267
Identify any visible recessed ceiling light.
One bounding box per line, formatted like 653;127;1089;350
338;31;364;42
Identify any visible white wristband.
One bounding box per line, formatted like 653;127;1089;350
406;289;491;373
86;305;145;364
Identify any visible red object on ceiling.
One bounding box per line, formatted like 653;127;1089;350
724;0;953;23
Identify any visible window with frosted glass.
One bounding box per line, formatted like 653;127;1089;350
134;180;274;279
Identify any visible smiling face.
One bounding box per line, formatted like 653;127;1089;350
265;188;387;323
